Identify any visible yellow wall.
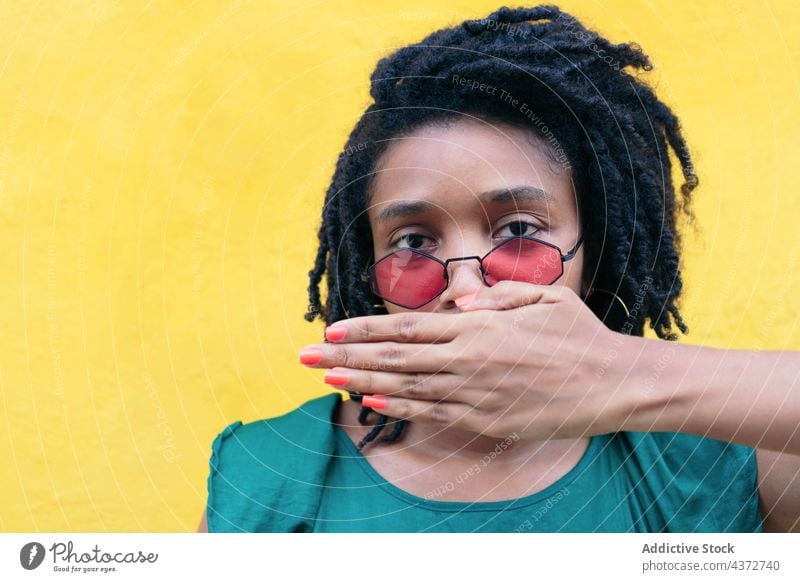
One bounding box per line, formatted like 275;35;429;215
1;0;798;531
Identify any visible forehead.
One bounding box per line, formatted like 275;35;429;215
367;118;575;220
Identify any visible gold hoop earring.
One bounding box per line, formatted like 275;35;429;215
583;288;631;329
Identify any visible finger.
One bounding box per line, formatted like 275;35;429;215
323;366;465;402
457;280;568;311
324;311;459;344
359;394;483;432
299;341;453;373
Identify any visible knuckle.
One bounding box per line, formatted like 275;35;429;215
380;344;407;369
334;348;353;368
405;372;428;399
461;408;485;433
362;370;374;393
460;310;483;334
393;398;412;419
395;314;417;342
469;345;492;366
471;309;493;332
427;402;450;425
360;317;373;341
451;344;474;369
483;387;505;410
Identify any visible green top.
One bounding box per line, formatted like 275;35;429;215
206;393;762;532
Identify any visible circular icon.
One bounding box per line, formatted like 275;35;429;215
20;542;46;570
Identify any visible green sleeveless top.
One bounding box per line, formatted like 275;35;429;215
205;393;762;532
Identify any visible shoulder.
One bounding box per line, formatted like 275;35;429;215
620;430;757;470
614;431;762;532
205;392;343;532
212;391;342;454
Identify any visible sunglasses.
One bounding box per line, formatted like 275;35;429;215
360;235;584;309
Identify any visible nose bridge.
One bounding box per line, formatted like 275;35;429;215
444;254;483;272
438;253;486;305
443;254;485;282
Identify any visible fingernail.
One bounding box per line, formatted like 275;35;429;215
362;395;387;409
299;348;323;365
324;369;350;386
455;293;477;307
325;326;347;341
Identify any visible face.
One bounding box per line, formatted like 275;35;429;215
366;117;587;314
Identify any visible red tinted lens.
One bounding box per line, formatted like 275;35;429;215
482;237;563;285
371;250;447;308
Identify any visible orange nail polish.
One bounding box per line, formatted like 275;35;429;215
324;369;350;386
325;326;347;341
362;395;387;409
299;348;322;365
455;292;477;307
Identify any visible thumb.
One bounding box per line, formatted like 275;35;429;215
455;280;566;311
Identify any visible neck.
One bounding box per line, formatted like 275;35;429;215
400;417;551;463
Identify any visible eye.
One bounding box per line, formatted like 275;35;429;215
390;232;435;250
494;219;541;239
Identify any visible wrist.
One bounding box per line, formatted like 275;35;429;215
613;333;692;434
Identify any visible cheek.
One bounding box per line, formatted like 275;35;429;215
385;303;403;315
559;254;584;294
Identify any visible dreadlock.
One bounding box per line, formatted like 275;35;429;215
304;4;698;450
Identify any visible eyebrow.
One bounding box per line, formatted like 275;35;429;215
374;185;551;224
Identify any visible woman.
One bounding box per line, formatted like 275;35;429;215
200;5;768;532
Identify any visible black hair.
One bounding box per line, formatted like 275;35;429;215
304;4;698;450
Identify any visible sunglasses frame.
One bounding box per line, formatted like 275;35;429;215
360;234;584;309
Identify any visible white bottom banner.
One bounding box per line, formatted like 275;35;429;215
1;533;797;581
